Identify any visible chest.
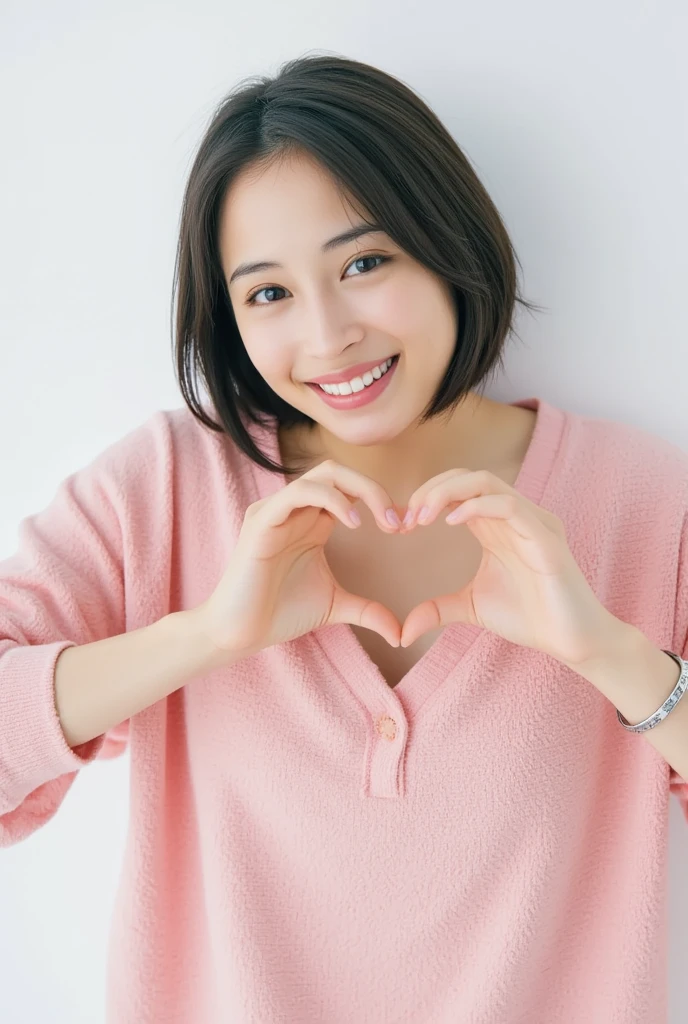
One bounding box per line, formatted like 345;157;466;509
324;518;483;688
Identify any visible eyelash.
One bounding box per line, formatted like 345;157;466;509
243;253;393;307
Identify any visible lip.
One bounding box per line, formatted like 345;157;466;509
305;355;398;385
306;354;399;410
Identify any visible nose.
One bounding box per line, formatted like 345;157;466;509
299;286;362;360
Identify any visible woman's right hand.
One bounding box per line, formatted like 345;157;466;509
194;460;403;662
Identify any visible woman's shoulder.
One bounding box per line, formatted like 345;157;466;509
124;403;264;476
73;403;265;518
559;403;688;510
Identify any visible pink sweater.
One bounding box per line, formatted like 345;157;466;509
1;395;688;1023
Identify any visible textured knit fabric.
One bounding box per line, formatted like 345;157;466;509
1;395;688;1024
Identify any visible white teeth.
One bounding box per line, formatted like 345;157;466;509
319;357;393;396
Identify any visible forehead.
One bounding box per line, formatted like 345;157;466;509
219;151;363;254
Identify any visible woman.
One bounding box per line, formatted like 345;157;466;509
2;53;688;1023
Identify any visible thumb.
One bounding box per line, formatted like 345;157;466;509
400;588;477;647
329;587;402;648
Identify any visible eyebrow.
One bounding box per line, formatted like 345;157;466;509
227;223;385;286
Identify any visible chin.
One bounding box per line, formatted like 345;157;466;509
323;410;421;448
281;381;429;447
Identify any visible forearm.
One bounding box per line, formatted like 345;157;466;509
54;608;234;749
565;620;688;781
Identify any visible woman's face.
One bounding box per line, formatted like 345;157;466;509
218;149;458;448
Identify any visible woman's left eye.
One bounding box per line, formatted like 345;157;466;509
345;254;390;277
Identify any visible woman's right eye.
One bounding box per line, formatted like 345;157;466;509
244;285;287;307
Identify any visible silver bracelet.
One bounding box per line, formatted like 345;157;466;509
617;650;688;733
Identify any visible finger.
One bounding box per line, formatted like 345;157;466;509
251;479;362;531
402;469;482;528
445;494;536;540
400;590;477;647
330;589;402;647
449;496;562;540
304;460;402;532
405;471;510;528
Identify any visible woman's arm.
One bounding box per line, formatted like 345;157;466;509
53;606;233;749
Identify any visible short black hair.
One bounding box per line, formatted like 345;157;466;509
172;51;544;473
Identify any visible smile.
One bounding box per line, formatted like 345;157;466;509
306;355;400;410
316;357;394;395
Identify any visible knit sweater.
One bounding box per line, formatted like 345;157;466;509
1;395;688;1023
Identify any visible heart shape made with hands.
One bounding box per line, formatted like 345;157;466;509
358;467;616;669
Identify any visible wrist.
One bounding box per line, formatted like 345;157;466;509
173;605;250;674
566;619;680;714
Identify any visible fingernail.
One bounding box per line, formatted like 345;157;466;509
348;508;361;526
417;506;431;524
402;508;414;528
385;507;402;528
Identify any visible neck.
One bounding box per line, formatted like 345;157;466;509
280;392;510;506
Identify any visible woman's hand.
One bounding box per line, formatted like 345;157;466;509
399;468;618;666
195;461;403;662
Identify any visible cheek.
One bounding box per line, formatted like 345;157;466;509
365;276;452;344
239;322;295;384
360;279;418;334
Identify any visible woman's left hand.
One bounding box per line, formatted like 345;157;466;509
399;469;619;665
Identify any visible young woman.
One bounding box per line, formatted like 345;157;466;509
2;53;688;1024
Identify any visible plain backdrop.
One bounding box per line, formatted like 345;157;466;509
1;1;687;1021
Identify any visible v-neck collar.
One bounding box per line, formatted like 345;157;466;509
246;396;568;724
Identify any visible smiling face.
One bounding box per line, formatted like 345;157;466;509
218;148;459;449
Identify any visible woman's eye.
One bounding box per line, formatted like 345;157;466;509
344;254;388;277
245;285;287;306
244;253;390;306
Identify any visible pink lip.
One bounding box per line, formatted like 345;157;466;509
306;355;397;385
306;354;399;410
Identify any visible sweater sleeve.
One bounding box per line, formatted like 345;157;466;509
0;438;132;847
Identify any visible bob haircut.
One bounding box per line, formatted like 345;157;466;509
172;52;543;474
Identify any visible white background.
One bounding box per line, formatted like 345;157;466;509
1;1;687;1021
